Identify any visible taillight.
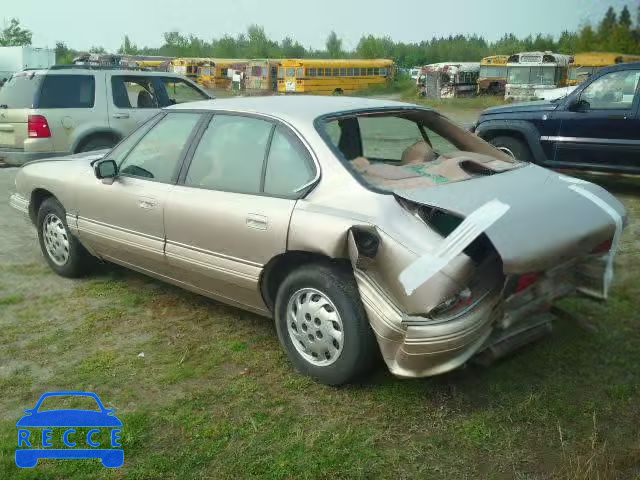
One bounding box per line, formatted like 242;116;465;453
516;273;540;293
591;239;613;254
28;115;51;138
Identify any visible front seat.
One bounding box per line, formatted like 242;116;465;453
137;90;155;108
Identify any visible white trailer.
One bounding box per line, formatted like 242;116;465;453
0;46;56;80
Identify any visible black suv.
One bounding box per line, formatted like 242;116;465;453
472;62;640;174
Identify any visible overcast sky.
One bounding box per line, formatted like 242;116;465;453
3;0;637;52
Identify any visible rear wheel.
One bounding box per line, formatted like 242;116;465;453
489;135;533;162
37;197;93;277
274;262;378;385
332;88;344;96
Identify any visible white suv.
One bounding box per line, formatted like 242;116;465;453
0;67;211;166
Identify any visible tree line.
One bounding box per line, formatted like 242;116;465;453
2;5;639;67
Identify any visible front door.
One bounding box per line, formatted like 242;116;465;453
164;113;317;313
551;68;640;173
107;74;163;140
76;112;202;274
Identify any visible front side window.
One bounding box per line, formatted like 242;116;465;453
38;75;95;108
580;69;640;110
320;111;518;191
111;76;158;109
119;113;201;183
264;127;315;196
107;115;160;164
185;115;273;194
160;77;209;105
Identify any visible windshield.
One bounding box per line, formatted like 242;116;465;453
480;65;506;78
319;111;519;192
507;66;557;85
0;73;43;108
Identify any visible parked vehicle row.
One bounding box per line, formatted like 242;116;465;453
416;50;640;101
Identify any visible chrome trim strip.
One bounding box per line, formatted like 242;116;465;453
9;193;29;215
164;250;259;282
164;239;262;268
77;216;164;242
540;136;640;146
80;227;164;255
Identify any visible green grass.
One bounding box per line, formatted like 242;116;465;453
1;180;639;479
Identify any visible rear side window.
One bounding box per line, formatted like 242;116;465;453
0;74;43;108
264;127;315;196
37;75;95;108
185;115;273;194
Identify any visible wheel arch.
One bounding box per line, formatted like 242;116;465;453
259;251;351;312
476;119;547;163
29;188;57;224
72;128;122;153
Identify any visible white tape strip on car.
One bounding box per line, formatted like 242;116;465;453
399;199;510;295
567;185;623;298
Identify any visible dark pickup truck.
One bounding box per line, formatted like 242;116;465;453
471;62;640;174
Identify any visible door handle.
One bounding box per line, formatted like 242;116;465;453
112;113;130;119
246;214;268;230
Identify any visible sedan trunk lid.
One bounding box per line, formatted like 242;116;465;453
394;164;625;275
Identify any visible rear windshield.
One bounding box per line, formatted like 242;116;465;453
0;73;43;108
318;110;520;191
38;75;95;108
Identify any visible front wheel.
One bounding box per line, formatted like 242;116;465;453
489;135;533;162
37;197;93;277
274;262;378;385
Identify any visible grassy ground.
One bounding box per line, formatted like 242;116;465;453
1;173;639;478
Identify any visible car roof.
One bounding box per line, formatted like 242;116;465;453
598;61;640;74
166;95;428;124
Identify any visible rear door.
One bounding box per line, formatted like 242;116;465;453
164;114;317;312
0;72;43;152
107;74;163;139
551;68;640;173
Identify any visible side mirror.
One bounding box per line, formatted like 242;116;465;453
568;98;590;112
94;159;118;182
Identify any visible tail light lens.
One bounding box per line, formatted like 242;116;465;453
28;115;51;138
591;239;613;254
516;273;540;293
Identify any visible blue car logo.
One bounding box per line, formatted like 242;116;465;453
16;391;123;468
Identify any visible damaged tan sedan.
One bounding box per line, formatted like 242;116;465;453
10;97;626;385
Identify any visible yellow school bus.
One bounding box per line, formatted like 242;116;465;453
247;59;281;91
277;59;394;95
477;55;509;95
568;52;640;86
170;58;213;80
209;59;249;89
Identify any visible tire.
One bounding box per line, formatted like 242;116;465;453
489;135;533;162
332;89;343;96
77;135;117;153
274;262;378;385
37;197;93;278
